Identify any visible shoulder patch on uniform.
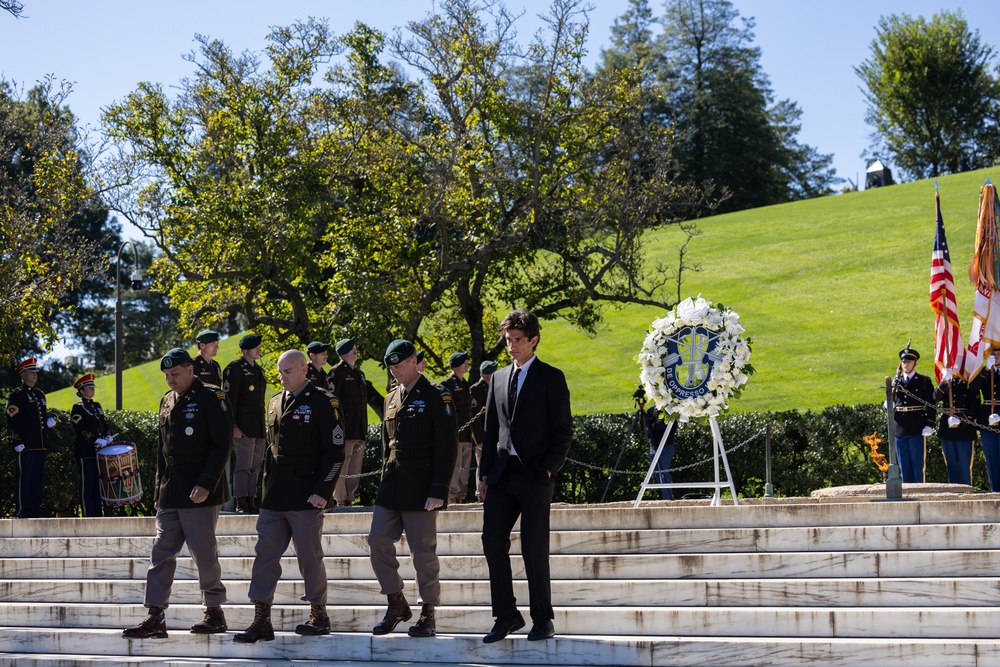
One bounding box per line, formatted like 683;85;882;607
6;405;18;417
72;414;83;423
216;390;229;412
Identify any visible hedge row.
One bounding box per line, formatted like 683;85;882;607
0;404;989;517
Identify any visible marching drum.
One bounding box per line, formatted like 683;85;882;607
96;441;143;507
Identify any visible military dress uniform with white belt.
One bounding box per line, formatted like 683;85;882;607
972;358;1000;490
70;374;111;517
933;376;979;485
6;358;54;518
892;348;936;483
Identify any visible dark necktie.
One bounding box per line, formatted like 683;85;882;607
508;367;521;413
281;392;292;412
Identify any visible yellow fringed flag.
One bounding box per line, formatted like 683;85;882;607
964;181;1000;380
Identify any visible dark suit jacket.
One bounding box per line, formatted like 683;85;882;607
479;357;573;485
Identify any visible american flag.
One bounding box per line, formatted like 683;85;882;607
930;192;965;382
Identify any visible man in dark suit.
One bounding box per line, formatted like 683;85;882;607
123;348;233;639
234;349;345;643
479;309;573;643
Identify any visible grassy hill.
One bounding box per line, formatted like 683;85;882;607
47;167;998;415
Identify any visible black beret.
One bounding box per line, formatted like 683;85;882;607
480;360;498;375
160;348;193;370
307;341;330;355
899;347;920;361
336;338;355;356
195;329;220;344
449;351;469;367
239;333;262;350
384;339;416;366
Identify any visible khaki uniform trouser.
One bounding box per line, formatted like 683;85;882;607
233;436;265;497
144;505;226;609
367;504;441;605
247;508;328;606
333;439;366;504
448;441;473;499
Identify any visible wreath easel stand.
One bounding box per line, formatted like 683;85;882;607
634;416;739;508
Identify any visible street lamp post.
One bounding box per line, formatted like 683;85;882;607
114;241;144;410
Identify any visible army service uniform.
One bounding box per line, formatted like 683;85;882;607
5;381;52;518
934;377;979;485
972;366;1000;491
442;373;473;502
71;395;111;516
469;375;490;501
193;355;223;387
892;370;936;484
144;377;233;610
368;374;457;606
225;356;267;502
306;364;328;390
328;360;384;505
246;383;345;610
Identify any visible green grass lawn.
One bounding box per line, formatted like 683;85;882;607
48;167;998;415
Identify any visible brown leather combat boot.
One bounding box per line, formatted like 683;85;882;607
235;497;248;513
295;603;331;635
372;591;412;635
233;601;274;643
190;605;227;634
122;605;167;639
407;603;436;637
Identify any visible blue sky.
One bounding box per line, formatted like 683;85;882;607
2;0;997;206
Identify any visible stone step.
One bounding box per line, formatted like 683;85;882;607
7;499;1000;538
6;602;1000;638
2;576;998;608
0;658;545;667
0;629;999;667
6;522;1000;558
2;549;998;581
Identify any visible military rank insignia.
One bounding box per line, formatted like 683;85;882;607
216;391;229;411
6;405;18;417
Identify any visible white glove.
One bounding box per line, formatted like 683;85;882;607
94;438;108;450
13;444;24;453
882;400;887;410
45;417;56;428
943;368;954;381
921;426;934;437
988;356;996;370
948;415;960;428
990;414;1000;426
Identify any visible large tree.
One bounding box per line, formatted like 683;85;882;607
0;79;108;365
856;10;1000;180
600;0;838;213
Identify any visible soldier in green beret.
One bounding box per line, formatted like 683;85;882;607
368;339;457;638
123;348;233;639
305;341;331;389
443;352;473;503
469;360;496;502
193;329;222;387
328;338;384;507
223;334;267;513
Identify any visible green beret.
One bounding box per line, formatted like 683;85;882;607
307;341;330;355
239;333;262;350
160;348;193;370
449;351;469;367
416;350;425;363
384;339;416;366
195;329;220;344
336;338;355;356
480;360;498;375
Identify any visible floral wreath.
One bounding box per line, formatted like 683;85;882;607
637;297;754;422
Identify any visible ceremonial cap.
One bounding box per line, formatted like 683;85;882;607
449;352;469;367
307;341;330;355
899;347;920;362
480;360;498;375
15;358;38;374
74;374;96;394
335;338;355;356
196;329;220;344
160;348;193;370
384;339;416;366
239;333;262;350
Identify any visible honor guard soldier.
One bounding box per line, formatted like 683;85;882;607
6;358;57;518
933;366;979;485
193;329;223;387
123;348;233;639
368;339;457;638
70;374;112;517
891;347;936;483
469;361;495;502
224;333;267;513
329;338;385;507
306;341;331;389
233;350;346;643
443;352;473;503
972;348;1000;490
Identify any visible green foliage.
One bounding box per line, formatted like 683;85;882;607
855;10;1000;179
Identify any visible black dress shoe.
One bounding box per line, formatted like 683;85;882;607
526;619;555;641
483;612;525;643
